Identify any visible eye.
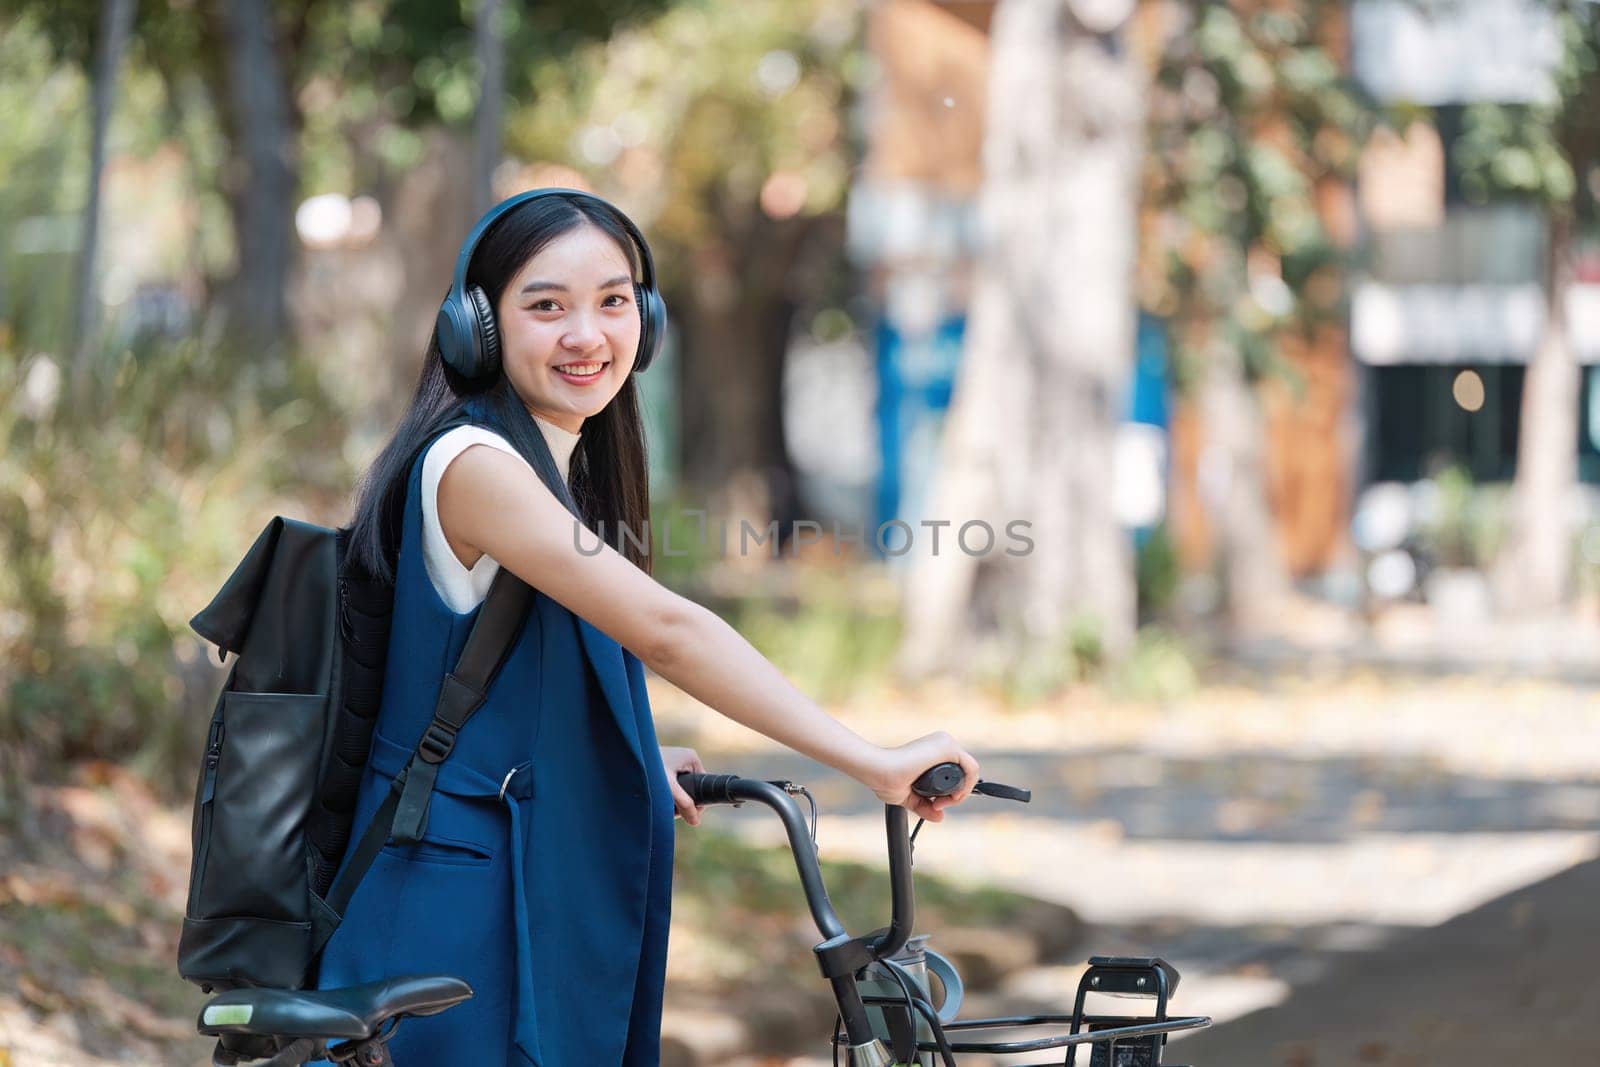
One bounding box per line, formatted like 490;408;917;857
603;293;631;307
530;299;561;312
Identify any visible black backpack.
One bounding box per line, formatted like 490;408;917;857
178;419;531;993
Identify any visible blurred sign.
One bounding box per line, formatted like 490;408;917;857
1352;282;1600;365
1365;205;1545;287
874;314;964;544
1118;314;1171;534
846;181;978;265
1352;0;1560;104
874;311;1171;546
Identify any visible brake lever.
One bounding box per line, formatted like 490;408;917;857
973;780;1031;803
910;761;1031;804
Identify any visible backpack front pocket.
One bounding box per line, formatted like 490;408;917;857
194;690;325;919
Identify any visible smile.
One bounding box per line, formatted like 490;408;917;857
554;362;608;384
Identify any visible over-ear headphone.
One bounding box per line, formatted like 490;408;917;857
435;188;667;382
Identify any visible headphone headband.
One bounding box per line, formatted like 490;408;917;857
448;187;659;309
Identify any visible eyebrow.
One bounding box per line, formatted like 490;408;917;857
519;274;633;295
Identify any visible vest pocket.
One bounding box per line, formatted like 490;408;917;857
383;832;493;868
364;757;501;870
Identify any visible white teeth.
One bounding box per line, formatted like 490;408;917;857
557;363;605;375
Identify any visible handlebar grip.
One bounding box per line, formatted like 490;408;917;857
911;762;1033;804
911;762;966;798
676;771;742;806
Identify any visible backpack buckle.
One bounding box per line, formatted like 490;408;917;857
418;720;458;763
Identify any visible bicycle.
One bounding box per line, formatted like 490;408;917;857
675;762;1210;1066
195;762;1209;1066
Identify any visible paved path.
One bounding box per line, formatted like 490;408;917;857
650;674;1600;1060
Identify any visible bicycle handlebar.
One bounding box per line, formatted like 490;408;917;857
679;774;854;941
676;764;1028;965
677;763;1030;1054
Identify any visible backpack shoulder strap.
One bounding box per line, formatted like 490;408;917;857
389;564;531;843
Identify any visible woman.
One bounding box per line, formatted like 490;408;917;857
314;189;981;1066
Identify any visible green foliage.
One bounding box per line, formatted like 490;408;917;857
980;613;1107;708
0;329;354;802
1142;1;1372;390
292;0;674;191
503;0;860;284
1136;524;1182;621
671;825;1040;989
675;825;1028;935
1455;2;1600;214
1412;465;1508;571
0;13;89;354
1107;627;1202;703
719;564;902;703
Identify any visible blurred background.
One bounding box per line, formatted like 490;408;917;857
3;0;1600;1063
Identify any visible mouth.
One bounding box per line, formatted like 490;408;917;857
553;360;609;384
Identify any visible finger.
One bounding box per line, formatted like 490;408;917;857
671;782;698;823
956;751;981;802
911;798;944;822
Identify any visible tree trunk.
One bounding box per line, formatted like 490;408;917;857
1494;213;1579;615
471;0;506;218
213;0;299;361
1201;341;1289;629
378;127;476;425
671;210;819;548
70;0;136;396
899;0;1144;679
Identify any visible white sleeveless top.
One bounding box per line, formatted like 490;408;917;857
420;415;581;613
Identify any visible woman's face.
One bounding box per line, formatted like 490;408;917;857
495;222;640;433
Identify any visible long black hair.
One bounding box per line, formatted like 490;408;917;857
346;193;654;586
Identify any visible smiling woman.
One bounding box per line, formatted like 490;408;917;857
499;241;641;424
307;189;980;1067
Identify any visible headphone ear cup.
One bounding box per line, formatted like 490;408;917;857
466;285;501;379
634;284;666;374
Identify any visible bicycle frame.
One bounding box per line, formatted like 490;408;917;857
680;773;1209;1066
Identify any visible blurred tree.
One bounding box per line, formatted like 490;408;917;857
211;0;300;361
901;0;1146;682
471;0;506;216
1138;0;1367;627
68;0;135;395
1466;3;1600;615
17;0;670;363
505;0;859;528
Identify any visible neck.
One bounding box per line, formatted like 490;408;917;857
531;412;582;485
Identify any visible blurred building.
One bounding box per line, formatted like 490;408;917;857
1347;0;1600;601
1349;0;1600;471
849;0;1600;600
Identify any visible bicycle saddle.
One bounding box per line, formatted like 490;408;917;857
198;975;474;1041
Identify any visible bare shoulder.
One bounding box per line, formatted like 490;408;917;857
434;442;681;662
435;444;574;565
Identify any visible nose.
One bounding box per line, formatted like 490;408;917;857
560;310;605;354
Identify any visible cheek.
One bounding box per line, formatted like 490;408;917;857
501;318;560;362
609;320;642;361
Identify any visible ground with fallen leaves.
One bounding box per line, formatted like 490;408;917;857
4;669;1598;1066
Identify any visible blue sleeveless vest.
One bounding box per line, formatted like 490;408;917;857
311;413;676;1066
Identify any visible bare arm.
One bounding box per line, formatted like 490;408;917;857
440;445;979;819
